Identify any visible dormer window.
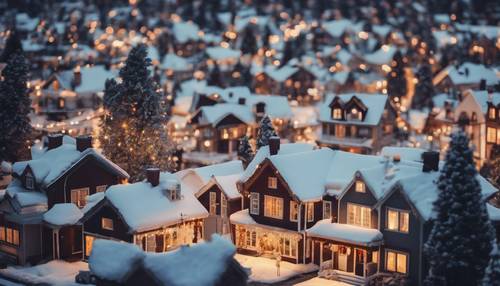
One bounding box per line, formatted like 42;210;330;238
488;107;496;120
355;181;365;193
268;177;278;189
25;173;34;190
332;108;342;119
348;108;363;121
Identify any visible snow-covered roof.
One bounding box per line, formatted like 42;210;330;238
487;203;500;221
455;24;500;40
6;179;47;208
192;103;255;126
245;95;292;119
212;174;242;200
173;22;200;44
363;45;397;65
320;93;389;126
322;19;353;38
43;203;83;226
12;141;128;189
307;220;383;247
105;172;208;232
381;146;426;163
468;90;500;114
161;53;191;71
206;46;241;61
260;65;299;82
434;63;499;86
51;66;117;95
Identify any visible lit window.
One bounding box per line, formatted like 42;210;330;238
497;129;500;144
372;251;379;263
101;218;114;230
250;193;259;215
387;208;410;233
0;227;4;241
268;177;278;189
332;108;342;119
221;195;227;217
85;235;94;257
2;227;20;246
209;192;217;215
290;201;298;221
306;202;314;222
489;108;496;120
347;203;371;228
355;181;366;193
96;185;107;193
71;188;89;208
323;201;332;219
386;250;408;274
264;195;283;219
25;173;34;190
487;127;497;143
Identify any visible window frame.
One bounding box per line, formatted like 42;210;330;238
386;207;410;233
25;173;34;190
267;177;278;189
250;193;259;215
209;192;217;215
101;217;114;231
71;187;90;208
487;127;497;143
323;201;332;220
385;249;409;274
347;203;371;228
290;201;298;222
306;202;314;222
355;181;366;193
221;194;227;217
96;185;107;193
264;195;284;219
332;108;343;119
489;107;496;120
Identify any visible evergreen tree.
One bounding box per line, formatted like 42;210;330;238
0;54;32;162
487;144;500;187
240;26;258;56
412;64;435;110
256;115;277;149
207;63;224;87
99;45;174;181
237;136;254;165
483;243;500;286
1;30;23;63
424;131;495;286
387;51;407;102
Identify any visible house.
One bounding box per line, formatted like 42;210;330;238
0;134;128;265
433;62;499;93
87;235;248;286
172;21;204;57
33;65;116;120
317;93;397;154
454;89;500;166
161;53;194;82
80;168;208;259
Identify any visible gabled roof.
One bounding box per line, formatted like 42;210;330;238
363;45;397;65
320;93;389;125
206;46;241;61
172;22;200;44
190;104;254;126
467;90;500;114
196;174;242;200
43;203;82;227
307;219;383;247
433;62;499;86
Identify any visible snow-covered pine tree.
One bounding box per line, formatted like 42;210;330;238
411;63;434;110
0;30;23;63
256;115;277;149
487;144;500;187
483;243;500;286
424;131;495;286
99;45;174;181
387;51;407;103
0;53;32;163
237;136;254;166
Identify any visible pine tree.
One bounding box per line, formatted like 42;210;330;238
99;45;174;181
487;144;500;187
387;51;407;103
412;64;435;110
0;54;32;162
1;30;23;63
240;26;258;56
483;243;500;286
424;131;495;286
256;115;277;149
237;136;254;165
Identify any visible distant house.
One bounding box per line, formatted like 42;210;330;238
172;22;204;57
161;53;194;82
88;235;248;286
317;93;397;154
433;62;499;93
80;168;208;259
0;134;128;265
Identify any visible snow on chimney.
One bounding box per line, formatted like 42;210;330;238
269;136;280;156
422;151;439;172
76;135;92;152
47;134;63;150
146;168;160;187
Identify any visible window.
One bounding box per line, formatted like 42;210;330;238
323;201;332;219
355;181;366;193
489;107;496;120
101;218;114;230
221;194;227;217
386;250;408;274
498;129;500;144
290;201;298;221
335;125;345;137
487;127;497;143
332;108;342;119
71;187;89;208
25;173;34;190
0;227;20;246
245;230;257;248
386;208;410;233
372;250;379;263
209;192;217;215
169;189;180;201
85;235;94;257
306;202;314;222
347;203;371;228
264;195;283;219
0;227;4;241
96;185;107;193
146;234;156;252
268;177;278;189
250;193;259;215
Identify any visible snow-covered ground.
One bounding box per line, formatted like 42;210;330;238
0;260;89;286
235;254;318;283
294;277;353;286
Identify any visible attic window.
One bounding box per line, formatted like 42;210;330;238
101;218;114;230
169;188;180;201
268;177;278;189
25;173;34;190
332;108;342;119
355;181;365;193
488;108;496;120
349;108;363;121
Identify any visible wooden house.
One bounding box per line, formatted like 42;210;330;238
433;62;499;94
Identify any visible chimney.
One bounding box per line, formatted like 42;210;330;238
146;168;160;187
479;79;487;91
47;134;64;150
269;136;280;156
229;92;234;98
464;67;469;77
76;135;92;152
393;154;401;163
422;151;439;172
238;97;246;105
488;88;493;102
73;66;82;88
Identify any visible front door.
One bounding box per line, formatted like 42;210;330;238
338;246;348;272
355;248;365;277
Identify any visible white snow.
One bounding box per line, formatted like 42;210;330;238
363;45;397;65
295;277;353;286
206;46;241;61
105;172;208;232
307;219;383;247
323;20;353;38
381;146;425;162
43;203;83;226
487;203;500;221
235;254;318;283
89;239;145;283
173;22;200;44
6;180;47;208
213;174;243;200
161;53;191;71
82;192;105;214
230;209;257;226
435;62;499;86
